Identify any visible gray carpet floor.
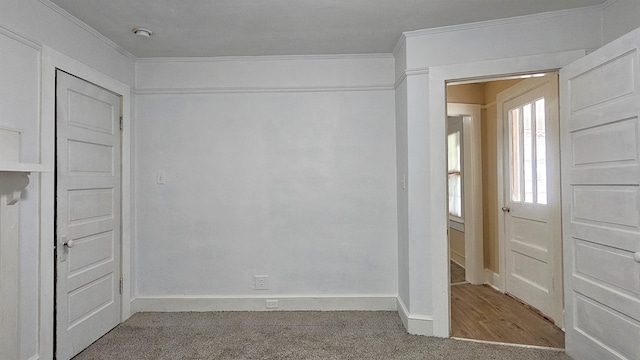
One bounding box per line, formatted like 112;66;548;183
72;311;571;360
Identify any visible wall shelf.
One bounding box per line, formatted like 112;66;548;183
0;163;51;173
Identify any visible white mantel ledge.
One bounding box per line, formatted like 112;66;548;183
0;171;30;205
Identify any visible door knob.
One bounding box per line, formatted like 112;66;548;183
634;252;640;263
501;207;510;213
65;239;75;248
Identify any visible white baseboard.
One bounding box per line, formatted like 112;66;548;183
131;295;397;313
484;269;502;291
396;298;433;336
449;253;465;268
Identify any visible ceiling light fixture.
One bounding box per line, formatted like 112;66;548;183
133;28;152;37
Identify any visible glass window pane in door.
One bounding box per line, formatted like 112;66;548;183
510;108;521;202
523;103;533;203
535;98;547;204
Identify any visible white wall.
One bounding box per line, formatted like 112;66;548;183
134;56;398;307
602;0;640;44
0;1;135;359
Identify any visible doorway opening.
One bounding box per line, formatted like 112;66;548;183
446;73;564;348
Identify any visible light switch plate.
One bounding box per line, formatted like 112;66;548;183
157;171;166;184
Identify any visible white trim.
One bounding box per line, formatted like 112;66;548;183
394;67;430;90
132;295;397;312
404;3;606;39
482;100;497;110
405;67;430;77
40;46;133;360
450;250;465;269
392;34;407;59
448;219;464;232
447;103;483;285
37;0;137;61
396;298;434;336
0;25;41;50
394;73;407;90
600;0;619;11
137;53;393;63
451;337;565;351
427;49;586;338
484;269;502;291
134;84;394;95
0;163;50;172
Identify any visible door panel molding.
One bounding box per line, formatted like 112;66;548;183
560;27;640;360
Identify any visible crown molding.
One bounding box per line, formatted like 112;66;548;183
393;67;430;89
482;101;497;110
0;25;41;51
392;33;407;58
394;73;407;90
403;2;607;39
134;84;395;96
38;0;137;61
136;53;394;64
599;0;619;11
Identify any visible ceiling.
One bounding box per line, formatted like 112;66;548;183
49;0;607;58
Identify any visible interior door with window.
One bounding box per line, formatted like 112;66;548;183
561;28;640;360
500;75;563;325
56;70;122;359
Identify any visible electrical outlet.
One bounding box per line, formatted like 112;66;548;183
266;299;279;309
254;275;268;290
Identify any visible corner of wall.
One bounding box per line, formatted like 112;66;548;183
396;297;433;336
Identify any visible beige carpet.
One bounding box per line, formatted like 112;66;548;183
72;311;570;360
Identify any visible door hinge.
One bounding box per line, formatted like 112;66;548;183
119;117;123;131
119;277;123;294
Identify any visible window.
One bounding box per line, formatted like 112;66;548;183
448;130;462;218
509;97;547;205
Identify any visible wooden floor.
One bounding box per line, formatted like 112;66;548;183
450;283;565;348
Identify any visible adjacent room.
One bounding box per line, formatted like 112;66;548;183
1;0;639;359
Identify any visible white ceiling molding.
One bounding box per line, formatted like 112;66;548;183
392;34;406;59
134;84;395;96
0;25;42;50
38;0;137;61
599;0;620;11
136;53;394;64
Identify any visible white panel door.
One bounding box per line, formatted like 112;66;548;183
561;28;640;360
56;71;122;360
500;75;563;325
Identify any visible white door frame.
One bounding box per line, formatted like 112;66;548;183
40;46;132;358
447;103;483;285
428;49;586;337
